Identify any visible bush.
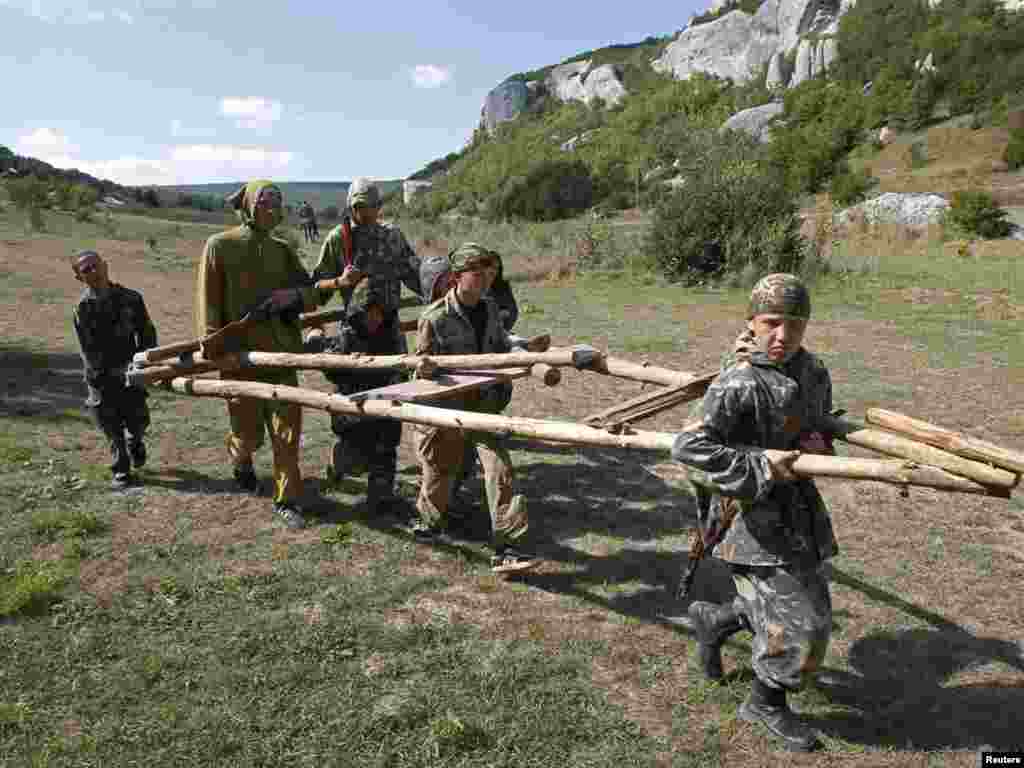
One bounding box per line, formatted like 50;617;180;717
320;205;340;221
945;190;1012;238
1006;128;1024;171
487;159;593;222
646;136;805;284
828;165;875;207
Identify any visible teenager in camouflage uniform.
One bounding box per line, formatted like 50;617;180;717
418;249;520;538
413;243;540;574
307;178;422;513
672;273;837;752
72;250;158;489
195;180;320;529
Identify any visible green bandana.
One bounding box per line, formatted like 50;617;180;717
227;179;283;231
448;242;496;272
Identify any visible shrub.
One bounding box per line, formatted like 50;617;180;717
488;159;593;222
646;136;805;284
1005;128;1024;171
829;165;875;207
945;190;1012;239
320;205;340;221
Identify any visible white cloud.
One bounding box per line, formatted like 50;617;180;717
220;97;283;129
411;65;452;89
16;127;79;156
4;1;136;24
12;128;297;186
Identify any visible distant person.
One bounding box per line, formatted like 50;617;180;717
196;180;321;529
309;205;320;242
413;242;540;574
306;177;422;515
299;201;315;244
71;249;158;490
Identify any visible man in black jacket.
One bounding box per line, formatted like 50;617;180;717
72;249;158;489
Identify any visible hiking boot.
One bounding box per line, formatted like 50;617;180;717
129;441;147;469
111;471;134;490
410;517;447;544
273;502;306;530
233;463;260;494
738;678;819;752
688;600;745;680
491;546;541;575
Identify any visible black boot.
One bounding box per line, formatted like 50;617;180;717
688;600;745;680
738;678;819;752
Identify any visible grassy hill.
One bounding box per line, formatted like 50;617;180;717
405;0;1024;232
155;180;403;213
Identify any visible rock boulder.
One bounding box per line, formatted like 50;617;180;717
720;102;785;143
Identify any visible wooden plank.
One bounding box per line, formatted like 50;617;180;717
583;372;717;428
347;368;530;403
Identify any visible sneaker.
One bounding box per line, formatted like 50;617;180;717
111;472;134;490
129;442;147;469
491;547;541;575
233;463;260;494
273;502;306;530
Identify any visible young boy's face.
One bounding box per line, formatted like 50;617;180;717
73;251;107;290
455;260;497;304
747;313;807;363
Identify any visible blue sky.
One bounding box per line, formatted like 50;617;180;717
2;0;707;186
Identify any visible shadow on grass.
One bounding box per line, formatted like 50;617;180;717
0;344;87;419
810;565;1024;751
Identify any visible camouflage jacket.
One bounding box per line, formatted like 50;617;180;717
312;218;422;318
74;283;158;388
415;289;520;414
672;341;839;567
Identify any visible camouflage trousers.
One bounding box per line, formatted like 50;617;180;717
86;382;150;476
730;560;832;692
321;323;406;503
415;425;528;548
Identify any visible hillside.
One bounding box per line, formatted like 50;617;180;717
406;0;1024;224
156;179;403;214
0;143;128;197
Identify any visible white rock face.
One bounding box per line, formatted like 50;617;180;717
403;180;433;206
545;60;627;107
720;102;785;142
766;51;786;88
791;38;815;86
652;0;848;87
837;193;950;228
821;37;837;71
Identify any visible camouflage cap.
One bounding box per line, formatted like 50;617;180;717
448;242;497;272
347;177;381;209
748;273;811;318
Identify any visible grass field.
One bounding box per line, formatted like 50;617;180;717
1;194;1023;766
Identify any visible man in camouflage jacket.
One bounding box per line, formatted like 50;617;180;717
307;178;422;513
72;249;158;489
672;273;837;752
413;243;540;575
195;180;320;530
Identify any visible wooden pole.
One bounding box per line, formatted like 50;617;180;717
823;415;1018;489
865;408;1024;475
137;296;424;365
586;356;700;388
235;347;599;373
165;376;1006;497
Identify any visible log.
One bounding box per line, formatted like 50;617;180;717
823;414;1018;489
865;408;1024;475
586;356;699;388
234;346;599;373
165;377;1006;497
137;295;423;365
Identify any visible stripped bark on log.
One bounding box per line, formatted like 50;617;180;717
866;408;1024;475
166;376;1007;497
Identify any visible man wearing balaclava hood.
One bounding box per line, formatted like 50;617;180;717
671;274;837;753
195;180;319;530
